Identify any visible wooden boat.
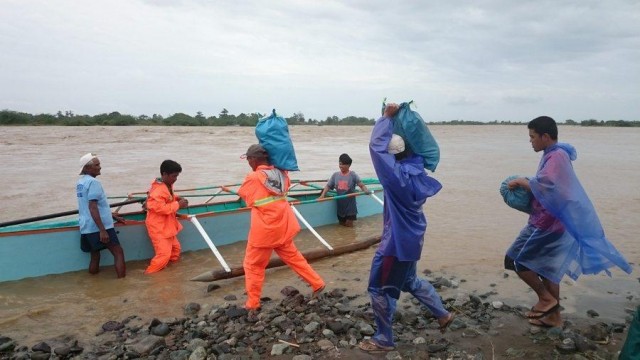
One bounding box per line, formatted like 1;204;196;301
0;179;384;283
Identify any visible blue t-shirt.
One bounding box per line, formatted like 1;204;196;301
76;175;114;234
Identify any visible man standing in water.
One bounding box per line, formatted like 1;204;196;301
505;116;632;328
359;104;453;353
144;160;188;274
238;144;325;316
76;153;126;278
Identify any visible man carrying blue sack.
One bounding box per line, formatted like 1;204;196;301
359;103;454;353
505;116;632;328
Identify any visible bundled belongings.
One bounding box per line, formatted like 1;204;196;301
500;175;532;214
385;101;440;172
255;109;299;171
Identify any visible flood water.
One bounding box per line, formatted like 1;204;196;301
0;125;638;345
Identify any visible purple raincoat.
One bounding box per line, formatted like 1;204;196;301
369;116;442;261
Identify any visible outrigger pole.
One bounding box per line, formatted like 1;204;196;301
288;183;333;251
369;190;384;206
0;198;144;228
188;215;232;273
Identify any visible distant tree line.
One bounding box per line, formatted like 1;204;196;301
0;109;638;127
0;109;374;126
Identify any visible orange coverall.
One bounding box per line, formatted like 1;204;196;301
238;165;325;309
144;179;183;274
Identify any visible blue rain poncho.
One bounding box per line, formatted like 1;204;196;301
369;116;442;261
510;143;632;283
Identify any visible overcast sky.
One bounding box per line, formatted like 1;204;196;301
1;0;638;122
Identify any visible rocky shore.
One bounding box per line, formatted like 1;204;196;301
0;271;633;359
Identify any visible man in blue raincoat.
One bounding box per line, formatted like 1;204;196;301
505;116;632;328
358;103;454;353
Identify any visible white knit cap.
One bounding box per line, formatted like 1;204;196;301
387;134;405;155
79;153;98;174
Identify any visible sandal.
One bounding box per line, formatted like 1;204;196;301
358;339;394;353
525;302;560;319
439;313;455;334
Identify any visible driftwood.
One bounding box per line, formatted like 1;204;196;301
190;235;381;282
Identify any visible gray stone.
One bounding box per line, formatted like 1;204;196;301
303;321;320;333
0;340;15;352
292;355;313;360
357;321;375;335
102;320;124;331
186;338;208;351
29;352;50;360
188;346;207;360
206;284;221;293
270;343;288;356
31;342;51;353
586;309;599;318
556;338;577;354
54;345;71;356
412;336;427;344
169;349;190;360
505;347;527;357
322;329;335;337
317;339;335;351
126;335;166;355
151;323;171;336
184;302;201;316
385;351;403;360
448;317;467;331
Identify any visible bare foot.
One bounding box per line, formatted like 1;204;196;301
437;313;455;333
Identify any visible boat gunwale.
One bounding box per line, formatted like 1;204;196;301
0;181;383;236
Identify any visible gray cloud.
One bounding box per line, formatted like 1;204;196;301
1;0;638;121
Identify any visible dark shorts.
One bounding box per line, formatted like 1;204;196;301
80;228;120;252
338;214;357;225
504;254;530;272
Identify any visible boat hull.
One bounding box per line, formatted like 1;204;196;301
0;187;383;282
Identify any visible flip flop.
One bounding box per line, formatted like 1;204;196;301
525;303;560;319
439;313;455;334
528;318;561;328
358;339;394;353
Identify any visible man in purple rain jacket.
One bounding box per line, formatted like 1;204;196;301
358;103;454;353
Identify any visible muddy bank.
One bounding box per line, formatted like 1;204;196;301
0;269;633;359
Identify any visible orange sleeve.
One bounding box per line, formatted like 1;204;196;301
146;185;179;215
238;171;263;207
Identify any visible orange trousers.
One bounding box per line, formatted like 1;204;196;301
243;238;324;310
145;235;181;274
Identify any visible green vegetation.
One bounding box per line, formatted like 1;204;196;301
0;109;374;126
0;109;638;127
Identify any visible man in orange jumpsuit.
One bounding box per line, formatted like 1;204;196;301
144;160;188;274
238;144;325;311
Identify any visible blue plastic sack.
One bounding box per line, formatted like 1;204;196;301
500;175;532;214
255;110;299;171
388;101;440;172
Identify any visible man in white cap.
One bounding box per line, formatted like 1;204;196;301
76;153;126;278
